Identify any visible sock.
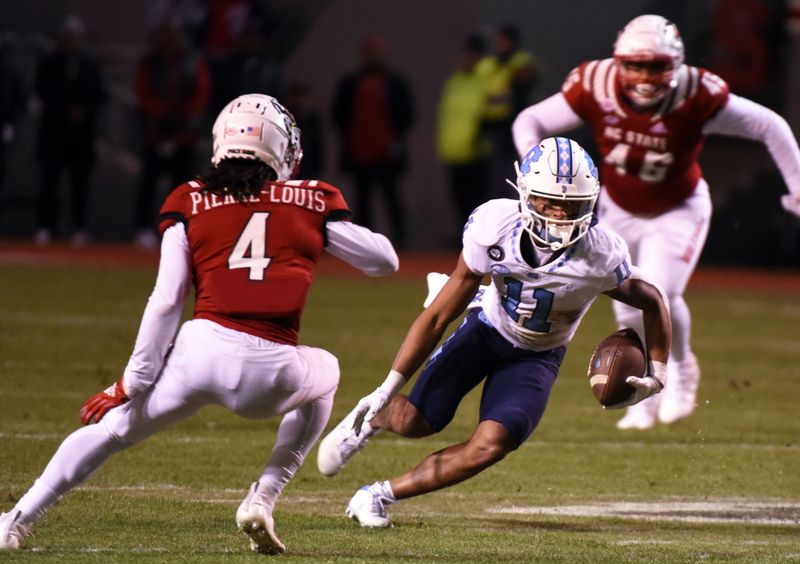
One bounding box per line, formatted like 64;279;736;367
371;480;396;503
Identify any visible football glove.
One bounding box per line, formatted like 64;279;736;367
781;193;800;218
604;361;667;410
351;370;406;435
80;377;129;425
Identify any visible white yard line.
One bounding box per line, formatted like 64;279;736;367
487;501;800;526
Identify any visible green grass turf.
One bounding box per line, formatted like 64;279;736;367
0;263;798;562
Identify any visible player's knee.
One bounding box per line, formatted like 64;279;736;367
388;397;434;438
464;438;510;469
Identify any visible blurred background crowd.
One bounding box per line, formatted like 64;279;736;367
0;0;798;265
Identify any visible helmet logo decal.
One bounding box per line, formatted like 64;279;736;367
520;144;543;173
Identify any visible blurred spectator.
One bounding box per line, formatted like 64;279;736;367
32;15;107;246
436;33;490;232
332;33;414;249
480;24;538;196
285;79;323;179
0;33;26;222
133;19;211;248
208;16;282;118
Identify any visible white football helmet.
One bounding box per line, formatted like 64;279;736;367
211;93;302;180
613;14;684;107
511;137;599;251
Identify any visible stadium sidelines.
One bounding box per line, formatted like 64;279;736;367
1;241;799;292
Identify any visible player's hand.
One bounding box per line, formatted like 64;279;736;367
604;361;667;410
80;377;129;425
351;387;392;435
781;193;800;218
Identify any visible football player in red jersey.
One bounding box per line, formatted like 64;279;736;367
512;14;800;430
0;94;398;554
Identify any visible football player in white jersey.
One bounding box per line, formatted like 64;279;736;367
512;15;800;430
315;137;672;528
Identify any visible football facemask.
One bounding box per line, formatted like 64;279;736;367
211;93;303;180
613;14;684;107
510;137;600;251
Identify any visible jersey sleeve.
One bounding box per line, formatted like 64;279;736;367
313;180;352;222
461;200;509;275
595;228;633;293
694;68;730;123
158;182;195;235
560;62;593;119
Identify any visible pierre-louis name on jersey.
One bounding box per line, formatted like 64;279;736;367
562;58;730;214
463;200;631;351
159;178;350;346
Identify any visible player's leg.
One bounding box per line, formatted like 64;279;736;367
598;193;662;429
345;323;562;528
235;345;339;554
345;420;516;528
640;185;710;424
1;361;209;550
317;309;493;477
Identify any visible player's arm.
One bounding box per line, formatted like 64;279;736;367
392;254;483;376
80;223;192;424
325;220;399;277
703;93;800;217
602;268;672;408
511;92;584;158
349;254;483;431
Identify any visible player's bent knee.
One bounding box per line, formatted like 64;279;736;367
390;397;434;438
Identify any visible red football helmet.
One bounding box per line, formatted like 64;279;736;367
613;15;684;107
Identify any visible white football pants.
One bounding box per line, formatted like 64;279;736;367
13;319;339;523
598;180;712;366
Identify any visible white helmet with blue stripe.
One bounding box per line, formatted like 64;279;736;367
511;136;600;251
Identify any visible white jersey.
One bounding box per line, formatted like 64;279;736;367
462;199;632;351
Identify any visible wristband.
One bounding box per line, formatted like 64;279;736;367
649;360;667;390
378;369;407;396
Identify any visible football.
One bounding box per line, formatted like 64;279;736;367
587;328;646;407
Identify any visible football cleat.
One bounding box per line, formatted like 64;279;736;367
317;406;378;477
658;355;701;424
236;482;285;555
346;485;393;528
0;511;32;550
616;393;660;430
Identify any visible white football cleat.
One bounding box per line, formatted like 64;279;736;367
317;406;377;477
616;393;660;430
423;272;449;308
0;511;32;550
236;482;285;555
346;485;393;528
658;355;701;424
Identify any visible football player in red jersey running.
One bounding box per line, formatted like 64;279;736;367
0;94;398;554
512;14;800;430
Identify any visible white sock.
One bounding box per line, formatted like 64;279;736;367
371;480;396;502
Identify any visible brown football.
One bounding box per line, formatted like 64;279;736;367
587;328;646;407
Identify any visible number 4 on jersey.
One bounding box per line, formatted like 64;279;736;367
229;212;272;280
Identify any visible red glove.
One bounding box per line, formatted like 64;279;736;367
80;377;129;425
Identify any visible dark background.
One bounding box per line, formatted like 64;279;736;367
1;0;798;265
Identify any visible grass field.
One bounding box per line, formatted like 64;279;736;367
0;251;798;562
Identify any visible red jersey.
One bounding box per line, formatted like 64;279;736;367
159;179;351;345
562;58;729;214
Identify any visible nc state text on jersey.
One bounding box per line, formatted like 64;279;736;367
603;126;668;151
189;184;328;215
